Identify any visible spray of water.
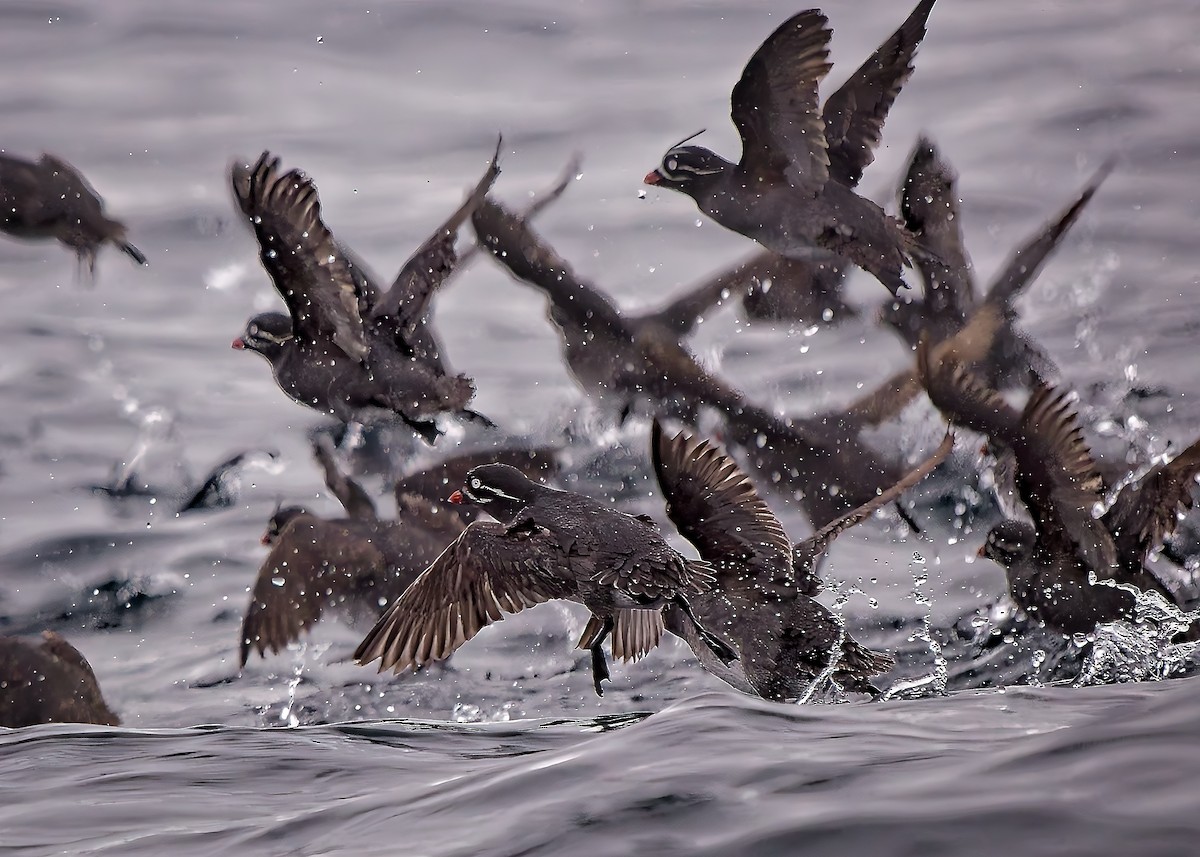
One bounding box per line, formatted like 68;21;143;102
880;551;947;700
1076;574;1199;686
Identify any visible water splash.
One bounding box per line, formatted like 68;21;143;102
278;640;330;727
452;701;520;723
796;619;846;705
880;551;946;700
1076;576;1199;686
107;407;179;495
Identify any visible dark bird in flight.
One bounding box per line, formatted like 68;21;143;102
0;152;146;277
354;459;738;696
645;2;939;295
230;140;500;442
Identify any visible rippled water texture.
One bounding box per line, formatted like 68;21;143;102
1;1;1199;854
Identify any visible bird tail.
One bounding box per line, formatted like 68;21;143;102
120;240;148;266
834;639;895;694
103;217;147;266
576;609;664;663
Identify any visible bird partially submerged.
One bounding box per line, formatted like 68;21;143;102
0;632;120;727
918;339;1200;637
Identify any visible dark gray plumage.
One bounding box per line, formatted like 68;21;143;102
918;342;1200;636
884;139;1114;388
471;194;927;530
645;4;939;295
0;152;146;277
355;461;736;696
239;443;556;665
654;421;951;699
0;632;120;727
230;142;500;441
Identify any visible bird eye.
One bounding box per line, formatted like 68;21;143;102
666;158;678;172
249;324;259;337
470;477;482;490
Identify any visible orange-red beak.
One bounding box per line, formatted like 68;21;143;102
448;490;464;505
643;170;663;186
231;337;246;350
976;544;987;558
260;533;272;546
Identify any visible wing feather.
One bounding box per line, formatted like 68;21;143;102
231;152;369;361
823;0;935;187
372;137;502;331
353;521;576;675
652;419;793;571
792;431;952;588
732;10;832;193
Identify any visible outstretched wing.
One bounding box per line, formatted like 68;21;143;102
1012;384;1118;575
1105;436;1200;570
239;517;388;666
984;158;1114;306
792;431;952;589
731;10;832;194
916;333;1020;440
353;521;576;675
918;339;1117;574
471;195;628;339
371;137;502;333
231;152;369;360
651;419;793;581
897;136;975;316
823;0;936;187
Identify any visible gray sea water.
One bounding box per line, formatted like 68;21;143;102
2;0;1200;854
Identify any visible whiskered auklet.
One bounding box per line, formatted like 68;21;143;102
727;0;939;321
0;632;120;727
884;138;1114;387
918;341;1200;636
230;141;500;442
645;3;939;295
0;152;146;277
653;420;951;699
240;440;557;665
354;460;738;696
471;192;983;530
